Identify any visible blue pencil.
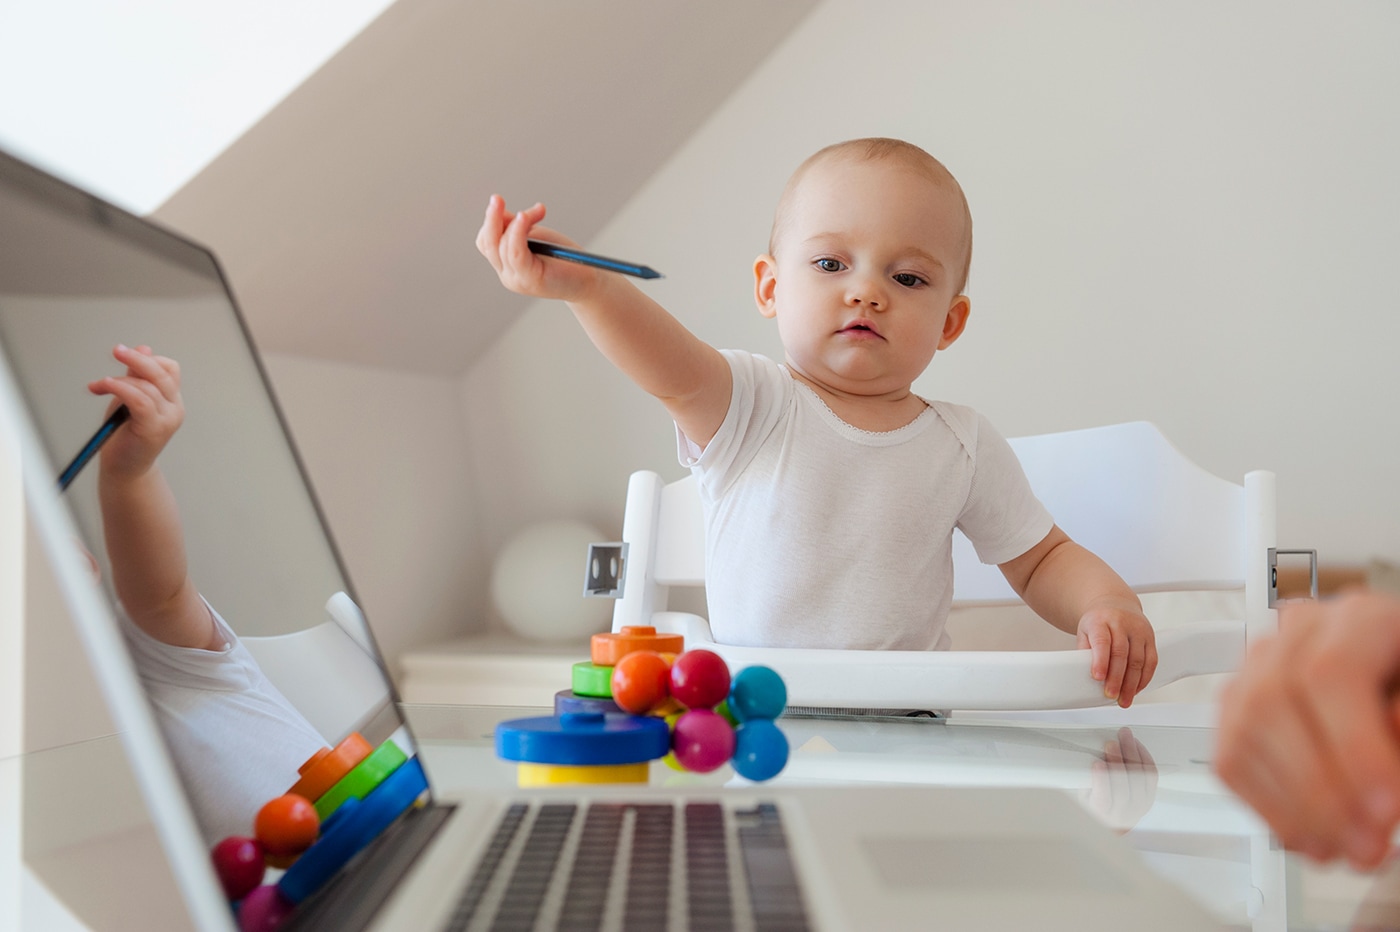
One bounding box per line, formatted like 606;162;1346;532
58;405;129;491
527;240;662;280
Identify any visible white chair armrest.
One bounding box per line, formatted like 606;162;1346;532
650;612;1244;712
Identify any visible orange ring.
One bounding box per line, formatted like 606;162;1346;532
591;626;684;667
288;733;371;802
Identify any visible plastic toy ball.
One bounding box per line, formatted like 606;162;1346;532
731;718;790;782
255;794;320;857
728;665;787;722
211;836;265;901
661;711;685;771
238;884;296;932
669;649;730;710
671;709;736;773
610;650;672;714
714;700;737;726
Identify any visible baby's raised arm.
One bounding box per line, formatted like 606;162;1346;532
476;196;731;448
90;344;217;650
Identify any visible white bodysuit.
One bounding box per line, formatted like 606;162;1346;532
681;350;1054;651
120;605;327;845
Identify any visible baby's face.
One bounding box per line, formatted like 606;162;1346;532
757;157;969;399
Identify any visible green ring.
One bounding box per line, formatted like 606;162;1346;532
313;739;407;821
572;661;614;698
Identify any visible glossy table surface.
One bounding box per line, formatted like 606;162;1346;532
402;701;1399;932
13;700;1398;931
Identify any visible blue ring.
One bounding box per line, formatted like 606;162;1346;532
495;712;669;765
278;757;427;903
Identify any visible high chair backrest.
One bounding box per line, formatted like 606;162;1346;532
608;421;1277;711
243;591;392;744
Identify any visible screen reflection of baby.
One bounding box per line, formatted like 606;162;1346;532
86;343;327;844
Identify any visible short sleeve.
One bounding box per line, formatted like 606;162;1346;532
956;413;1055;565
679;350;789;500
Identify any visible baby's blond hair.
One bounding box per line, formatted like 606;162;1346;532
769;138;973;294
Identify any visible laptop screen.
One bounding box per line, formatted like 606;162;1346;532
0;148;424;921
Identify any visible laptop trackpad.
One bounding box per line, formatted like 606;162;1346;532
791;786;1222;931
861;836;1125;892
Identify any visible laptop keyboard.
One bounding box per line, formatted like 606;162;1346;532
444;801;809;932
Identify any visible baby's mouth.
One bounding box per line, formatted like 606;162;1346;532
839;320;882;338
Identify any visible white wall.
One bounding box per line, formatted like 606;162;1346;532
262;352;485;665
462;0;1400;569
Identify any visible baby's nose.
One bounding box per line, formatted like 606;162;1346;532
846;276;887;309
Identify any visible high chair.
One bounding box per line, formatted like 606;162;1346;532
243;591;392;743
592;421;1294;713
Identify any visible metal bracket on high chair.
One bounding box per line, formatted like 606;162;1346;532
583;542;628;598
1268;547;1318;607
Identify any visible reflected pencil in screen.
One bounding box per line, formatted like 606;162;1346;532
527;240;663;280
58;405;129;491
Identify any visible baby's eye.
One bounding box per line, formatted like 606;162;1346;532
892;272;926;288
815;258;845;273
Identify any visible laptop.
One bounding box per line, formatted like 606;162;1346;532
0;147;1223;931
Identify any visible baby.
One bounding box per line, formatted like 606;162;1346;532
88;342;326;842
478;137;1157;707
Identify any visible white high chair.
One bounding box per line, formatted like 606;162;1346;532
593;421;1289;713
243;591;392;743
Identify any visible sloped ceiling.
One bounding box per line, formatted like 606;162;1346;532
154;0;818;376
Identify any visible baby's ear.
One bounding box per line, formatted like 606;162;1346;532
753;255;778;318
938;295;971;349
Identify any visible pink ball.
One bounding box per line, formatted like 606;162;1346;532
669;649;731;710
238;884;295;932
211;836;265;902
671;709;736;772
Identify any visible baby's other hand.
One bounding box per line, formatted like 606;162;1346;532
87;344;184;480
1076;605;1158;707
475;195;601;302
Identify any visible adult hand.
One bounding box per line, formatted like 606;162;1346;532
1215;590;1400;869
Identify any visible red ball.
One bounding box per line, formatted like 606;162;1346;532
669;649;731;710
254;794;320;857
671;709;736;772
211;836;265;901
610;650;672;714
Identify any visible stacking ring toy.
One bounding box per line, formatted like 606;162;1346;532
571;661;615;698
278;757;427;903
495;712;669;766
312;740;408;821
516;762;650;786
590;625;684;667
553;688;622;716
288;734;371;802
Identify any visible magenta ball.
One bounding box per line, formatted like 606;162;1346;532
238;884;295;932
671;709;736;772
211;836;265;902
669;649;731;710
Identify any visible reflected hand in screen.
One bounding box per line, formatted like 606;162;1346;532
1081;726;1158;832
89;343;216;651
87;343;185;479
